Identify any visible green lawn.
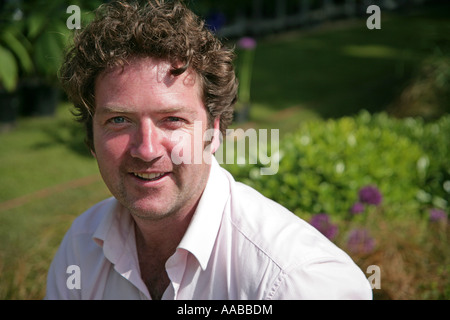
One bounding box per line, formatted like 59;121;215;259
0;103;99;202
239;4;449;124
0;3;448;299
0;105;112;299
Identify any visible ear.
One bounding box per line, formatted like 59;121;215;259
210;117;221;154
90;148;97;159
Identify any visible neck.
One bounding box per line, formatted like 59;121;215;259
132;202;197;258
132;208;196;300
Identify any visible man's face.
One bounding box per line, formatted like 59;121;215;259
93;57;219;221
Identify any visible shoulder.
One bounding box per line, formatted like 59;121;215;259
45;198;116;299
225;176;372;299
229;180;346;266
52;197;117;262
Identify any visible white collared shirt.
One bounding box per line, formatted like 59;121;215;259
45;158;372;300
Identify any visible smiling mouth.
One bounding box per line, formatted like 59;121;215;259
132;172;168;182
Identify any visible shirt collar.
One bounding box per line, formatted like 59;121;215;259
92;199;138;270
92;198;120;249
177;157;230;270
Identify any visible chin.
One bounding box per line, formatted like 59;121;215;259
125;198;180;221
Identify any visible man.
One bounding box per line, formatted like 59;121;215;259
46;0;372;299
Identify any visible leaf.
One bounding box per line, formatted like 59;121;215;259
26;13;47;39
1;31;34;74
0;46;18;92
33;30;65;76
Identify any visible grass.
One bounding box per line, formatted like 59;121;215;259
333;206;449;300
236;3;450;124
0;103;99;203
0;3;449;299
0;180;111;299
0;104;111;299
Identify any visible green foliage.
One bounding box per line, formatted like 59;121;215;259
20;1;75;81
390;44;450;119
225;112;450;218
0;0;103;87
358;112;450;211
0;27;33;92
0;45;18;92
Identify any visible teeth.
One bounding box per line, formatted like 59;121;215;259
133;172;165;180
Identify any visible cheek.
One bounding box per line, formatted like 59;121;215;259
173;122;210;163
94;132;132;162
166;130;195;164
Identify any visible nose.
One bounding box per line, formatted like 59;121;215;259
130;120;163;162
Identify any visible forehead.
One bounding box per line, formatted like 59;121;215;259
95;57;202;112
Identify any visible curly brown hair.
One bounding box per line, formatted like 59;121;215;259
60;0;238;151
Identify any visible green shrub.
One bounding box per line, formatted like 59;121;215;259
361;113;450;211
223;112;450;219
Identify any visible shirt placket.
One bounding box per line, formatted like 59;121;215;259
165;248;188;300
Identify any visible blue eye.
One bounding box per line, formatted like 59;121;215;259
111;117;126;124
167;117;183;122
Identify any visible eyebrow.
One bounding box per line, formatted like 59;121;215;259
97;105;198;116
155;106;198;115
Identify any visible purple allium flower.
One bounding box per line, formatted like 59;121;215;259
350;202;365;215
310;213;338;240
237;37;257;50
347;228;376;255
358;185;382;206
429;208;448;223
